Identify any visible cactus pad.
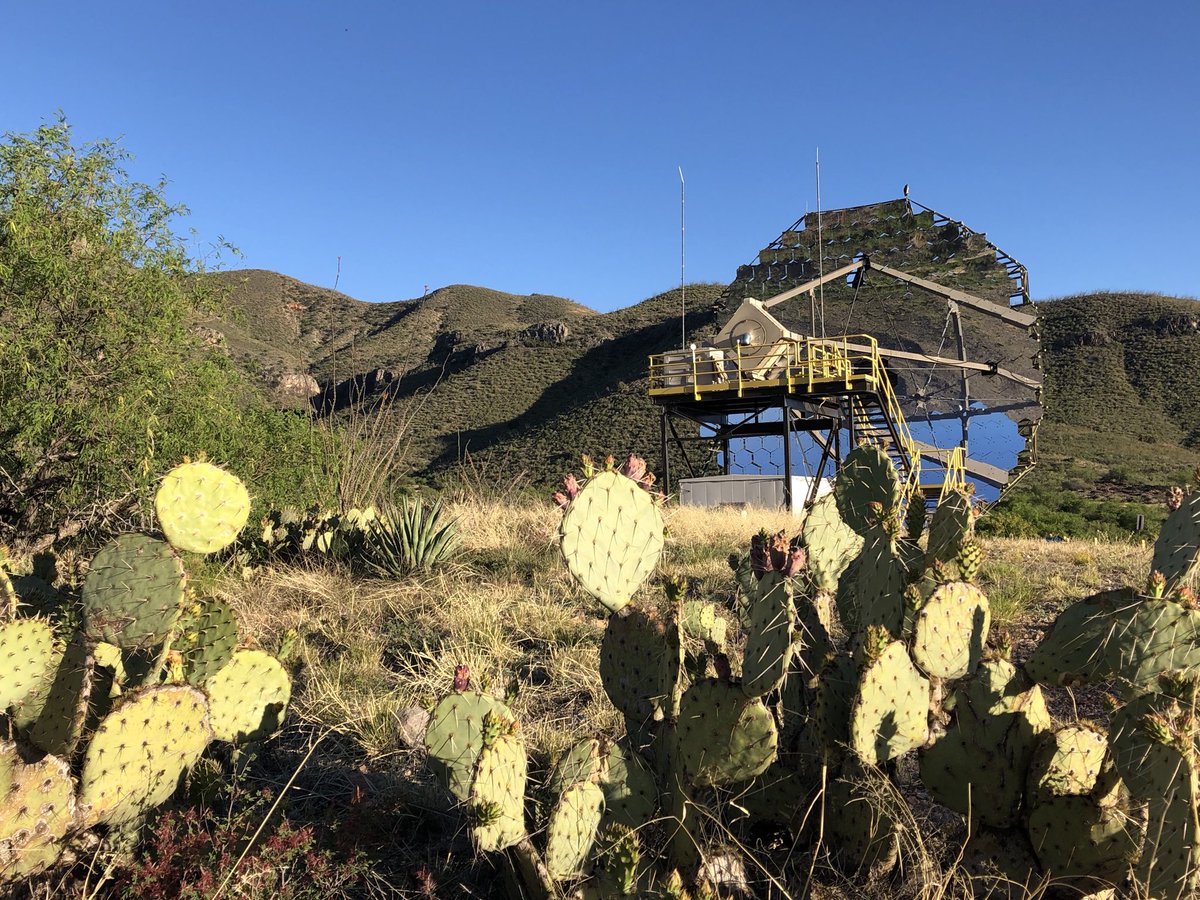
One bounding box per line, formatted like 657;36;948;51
28;633;94;757
1026;793;1141;888
1104;595;1200;694
854;527;906;636
677;678;778;786
548;736;603;797
155;460;252;555
0;742;75;881
924;489;974;568
812;653;857;750
468;732;527;853
919;659;1049;828
79;685;212;826
426;690;517;801
545;780;605;879
600;739;657;829
825;759;900;878
82;534;185;650
850;640;930;765
741;572;795;698
1136;754;1200;900
0;619;58;713
1024;589;1130;686
802;492;862;591
1152;489;1200;588
599;608;683;749
174;596;238;686
205;649;291;743
835;445;901;535
680;600;727;646
559;471;664;613
911;581;990;680
1027;725;1108;800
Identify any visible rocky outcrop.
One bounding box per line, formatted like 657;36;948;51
520;322;570;344
271;372;321;399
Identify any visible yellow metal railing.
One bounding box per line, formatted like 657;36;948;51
939;446;968;500
647;335;925;495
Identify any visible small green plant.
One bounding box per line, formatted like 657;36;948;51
363;498;460;577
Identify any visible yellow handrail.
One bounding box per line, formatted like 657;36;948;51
939;446;968;500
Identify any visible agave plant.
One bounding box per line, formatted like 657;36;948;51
364;498;460;576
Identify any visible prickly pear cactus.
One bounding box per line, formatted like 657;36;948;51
676;678;778;787
0;618;58;712
0;742;75;882
801;492;862;592
599;608;683;749
835;445;901;535
1152;489;1200;588
740;572;795;698
559;470;664;613
824;759;900;878
28;633;93;757
468;732;527;853
1105;593;1200;695
205;649;291;743
82;533;185;650
680;600;727;647
924;489;974;569
849;640;930;765
156;460;252;555
910;581;990;680
79;685;212;826
544;780;605;879
426;689;518;802
174;595;238;686
919;658;1050;828
1024;589;1132;686
854;527;907;636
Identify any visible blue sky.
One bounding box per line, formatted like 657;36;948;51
5;1;1197;311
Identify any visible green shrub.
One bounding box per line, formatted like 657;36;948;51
0;118;328;550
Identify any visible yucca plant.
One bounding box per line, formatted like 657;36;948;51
364;498;460;577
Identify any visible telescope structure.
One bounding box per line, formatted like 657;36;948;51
647;197;1042;513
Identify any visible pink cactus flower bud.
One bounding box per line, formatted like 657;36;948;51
452;664;470;692
604;454;616;471
552;491;570;509
782;547;807;578
563;473;580;499
1168;486;1185;512
767;530;791;573
620;454;648;483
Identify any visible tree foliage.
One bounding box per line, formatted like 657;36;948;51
0;118;324;550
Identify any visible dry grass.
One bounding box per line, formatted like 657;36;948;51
215;499;1156;899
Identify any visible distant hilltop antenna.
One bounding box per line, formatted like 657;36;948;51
333;255;342;292
679;166;686;349
816;148;825;337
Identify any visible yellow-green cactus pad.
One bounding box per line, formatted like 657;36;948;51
79;685;212;827
0;619;58;712
545;781;605;879
426;691;517;802
802;492;863;592
850;640;930;765
677;678;778;787
560;471;664;613
911;581;990;680
0;742;75;882
156;461;252;555
205;650;291;744
468;732;527;853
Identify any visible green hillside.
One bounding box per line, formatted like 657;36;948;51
200;269;1200;537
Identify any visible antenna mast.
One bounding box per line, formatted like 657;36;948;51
679;166;686;348
816;148;825;337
